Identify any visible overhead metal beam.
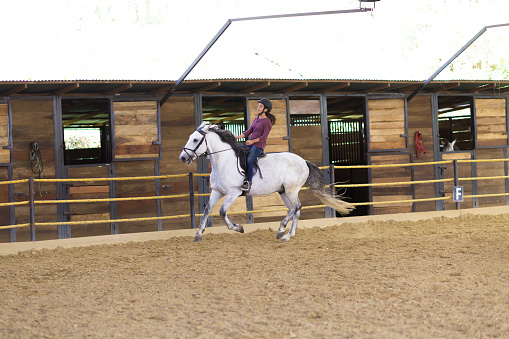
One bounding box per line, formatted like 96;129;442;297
407;23;509;102
159;6;374;107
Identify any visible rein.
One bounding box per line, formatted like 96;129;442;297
182;128;232;159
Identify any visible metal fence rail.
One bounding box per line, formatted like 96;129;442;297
2;158;509;241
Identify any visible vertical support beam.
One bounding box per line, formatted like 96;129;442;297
109;162;119;234
453;159;460;210
245;97;254;223
154;158;162;231
471;150;478;208
195;94;211;228
505;148;509;206
320;94;333;218
189;172;196;229
29;177;35;241
431;94;444;211
8;164;15;242
53;96;71;239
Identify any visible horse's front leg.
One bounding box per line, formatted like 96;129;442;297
220;193;244;234
194;189;224;242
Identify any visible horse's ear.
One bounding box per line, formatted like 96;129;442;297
202;122;211;133
451;139;457;146
198;122;207;130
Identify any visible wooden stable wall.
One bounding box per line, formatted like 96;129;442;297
408;96;435;212
441;152;473;210
289;99;324;220
66;165;111;238
476;148;506;207
160;96;197;230
10;99;57;241
475;98;507;147
113;101;159;159
369;153;413;215
368;99;406;151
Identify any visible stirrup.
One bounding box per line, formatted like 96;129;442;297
241;180;252;192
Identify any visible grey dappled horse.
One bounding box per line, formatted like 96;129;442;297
442;139;460;152
180;122;354;242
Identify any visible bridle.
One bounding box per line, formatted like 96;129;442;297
182;127;233;161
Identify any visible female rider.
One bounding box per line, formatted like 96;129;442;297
236;98;276;193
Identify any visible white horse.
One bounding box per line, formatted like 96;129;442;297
442;139;459;152
180;122;354;242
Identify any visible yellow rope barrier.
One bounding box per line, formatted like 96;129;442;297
336;178;454;188
334;160;451;169
34;193;191;205
34;214;192;227
6;157;509;233
0;179;29;186
33;173;189;183
459;175;509;182
0;223;30;230
0;201;30;207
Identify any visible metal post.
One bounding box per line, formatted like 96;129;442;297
327;163;336;218
189;172;196;229
453;159;460;210
160;8;373;107
29;177;35;241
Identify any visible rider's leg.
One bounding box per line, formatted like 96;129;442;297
242;146;263;191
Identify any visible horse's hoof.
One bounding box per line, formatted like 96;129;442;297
237;225;244;233
280;236;290;242
194;234;202;242
276;232;285;239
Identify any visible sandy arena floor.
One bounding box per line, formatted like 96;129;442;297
1;209;509;338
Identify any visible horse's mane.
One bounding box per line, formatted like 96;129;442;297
208;127;249;158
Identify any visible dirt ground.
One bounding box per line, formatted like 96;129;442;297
1;212;509;338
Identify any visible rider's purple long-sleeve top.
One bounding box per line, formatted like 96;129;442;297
242;116;272;150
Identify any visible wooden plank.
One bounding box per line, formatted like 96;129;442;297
477;125;507;133
69;185;109;195
289;100;320;115
368;99;405;109
441;152;471;160
475;99;506;109
70;213;110;222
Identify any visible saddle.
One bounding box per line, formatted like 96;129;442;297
238;147;265;178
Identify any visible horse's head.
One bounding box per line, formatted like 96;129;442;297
442;139;458;152
180;122;212;164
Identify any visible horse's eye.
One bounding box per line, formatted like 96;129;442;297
193;139;198;143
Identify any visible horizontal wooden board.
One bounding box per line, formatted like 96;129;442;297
475;99;506;109
69;185;109;195
368;99;405;110
441;152;471;160
289;100;320;115
370;141;406;150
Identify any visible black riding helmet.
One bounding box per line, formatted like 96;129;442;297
258;98;272;113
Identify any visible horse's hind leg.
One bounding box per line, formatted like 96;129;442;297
194;190;224;242
276;190;301;241
220;193;244;234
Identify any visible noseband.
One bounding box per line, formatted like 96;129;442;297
182;128;208;160
182;128;233;160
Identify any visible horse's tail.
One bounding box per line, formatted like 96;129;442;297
304;161;355;215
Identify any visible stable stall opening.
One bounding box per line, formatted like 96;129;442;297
327;97;368;216
201;96;246;137
438;96;473;151
62;99;111;165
